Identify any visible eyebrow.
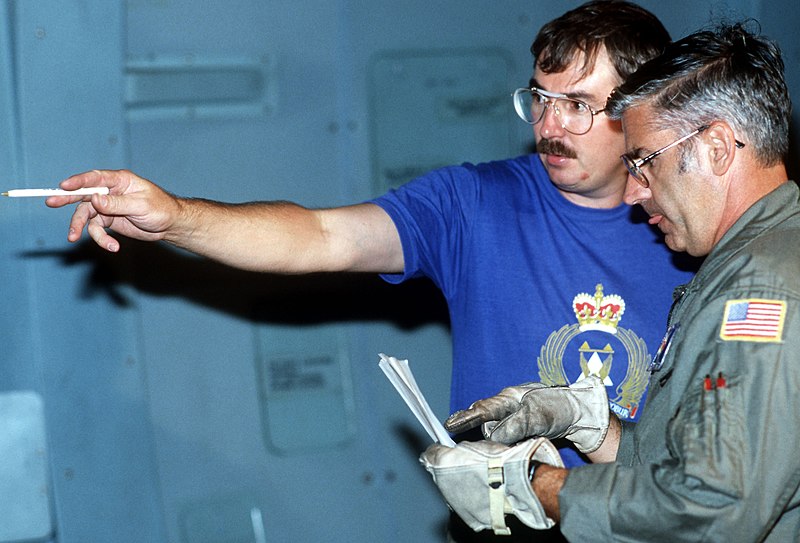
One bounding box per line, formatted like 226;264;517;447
530;78;597;103
625;146;651;160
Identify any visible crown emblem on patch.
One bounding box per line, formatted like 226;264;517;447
573;284;625;334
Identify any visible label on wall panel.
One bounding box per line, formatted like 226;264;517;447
254;323;356;455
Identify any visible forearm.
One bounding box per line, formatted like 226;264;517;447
53;169;403;271
164;199;403;273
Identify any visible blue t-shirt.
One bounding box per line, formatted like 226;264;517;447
372;155;698;466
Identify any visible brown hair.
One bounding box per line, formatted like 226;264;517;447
532;0;671;83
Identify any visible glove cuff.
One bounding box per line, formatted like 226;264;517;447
504;438;563;531
567;377;611;453
421;438;564;535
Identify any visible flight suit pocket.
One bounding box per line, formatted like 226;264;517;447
670;373;745;500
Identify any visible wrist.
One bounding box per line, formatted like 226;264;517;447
528;462;565;523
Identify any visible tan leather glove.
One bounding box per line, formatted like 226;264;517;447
444;376;610;453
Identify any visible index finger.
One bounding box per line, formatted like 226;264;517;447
59;169;115;191
46;170;126;208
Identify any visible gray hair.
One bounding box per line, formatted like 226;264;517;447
606;22;790;166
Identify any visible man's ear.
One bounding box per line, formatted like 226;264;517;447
704;122;740;176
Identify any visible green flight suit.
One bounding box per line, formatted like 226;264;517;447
558;182;800;542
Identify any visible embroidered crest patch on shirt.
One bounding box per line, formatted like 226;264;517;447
719;299;786;342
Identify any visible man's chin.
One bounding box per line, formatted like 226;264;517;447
543;166;583;190
664;234;686;253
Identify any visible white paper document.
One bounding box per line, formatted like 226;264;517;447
378;353;456;447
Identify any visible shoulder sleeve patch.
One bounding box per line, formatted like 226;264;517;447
719;299;786;342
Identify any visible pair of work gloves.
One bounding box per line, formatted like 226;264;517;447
419;376;610;535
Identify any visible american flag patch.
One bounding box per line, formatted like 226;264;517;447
720;299;786;342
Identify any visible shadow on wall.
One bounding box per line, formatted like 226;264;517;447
21;238;450;330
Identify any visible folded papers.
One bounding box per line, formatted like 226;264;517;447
378;353;455;447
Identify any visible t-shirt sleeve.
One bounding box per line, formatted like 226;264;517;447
370;164;480;295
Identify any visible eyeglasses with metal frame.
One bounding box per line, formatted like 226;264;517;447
621;124;746;188
512;87;605;135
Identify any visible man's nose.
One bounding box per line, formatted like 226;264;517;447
538;103;566;138
623;173;651;206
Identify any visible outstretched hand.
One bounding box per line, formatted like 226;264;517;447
46;169;183;252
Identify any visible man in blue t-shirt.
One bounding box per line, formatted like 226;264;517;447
47;1;695;538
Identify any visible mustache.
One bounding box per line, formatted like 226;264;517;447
537;138;577;159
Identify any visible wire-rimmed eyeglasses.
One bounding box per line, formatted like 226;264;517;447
512;87;605;135
621;125;746;188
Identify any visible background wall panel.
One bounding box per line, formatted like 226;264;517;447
0;1;797;542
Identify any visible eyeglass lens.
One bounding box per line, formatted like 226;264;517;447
514;89;594;135
622;155;647;187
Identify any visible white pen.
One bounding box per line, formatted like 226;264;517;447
2;187;110;197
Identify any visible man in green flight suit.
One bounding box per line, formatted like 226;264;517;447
422;21;800;542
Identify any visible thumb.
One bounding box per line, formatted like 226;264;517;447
444;393;522;433
444;384;543;434
444;408;486;434
91;193;120;214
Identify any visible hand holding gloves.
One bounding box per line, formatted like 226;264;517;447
444;376;611;454
421;376;612;535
